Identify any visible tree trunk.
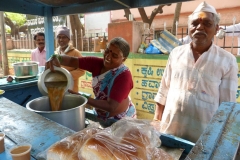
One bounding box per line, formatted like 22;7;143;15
171;2;182;36
4;16;26;38
0;11;9;75
124;9;136;21
4;16;16;37
124;4;171;28
139;4;171;28
69;15;84;51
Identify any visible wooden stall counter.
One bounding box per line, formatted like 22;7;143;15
187;102;240;159
0;97;75;160
0;76;42;107
0;96;194;159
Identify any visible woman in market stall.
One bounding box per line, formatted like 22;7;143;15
45;37;136;127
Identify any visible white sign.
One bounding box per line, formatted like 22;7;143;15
84;11;111;37
26;15;66;35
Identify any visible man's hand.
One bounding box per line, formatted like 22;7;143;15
45;54;61;71
153;103;165;121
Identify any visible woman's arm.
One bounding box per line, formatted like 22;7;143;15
68;89;121;114
68;51;85;79
45;54;79;71
59;55;79;68
87;97;119;113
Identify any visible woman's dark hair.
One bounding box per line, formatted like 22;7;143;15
108;37;130;57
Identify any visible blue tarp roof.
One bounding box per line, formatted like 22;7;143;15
0;0;192;60
0;0;192;16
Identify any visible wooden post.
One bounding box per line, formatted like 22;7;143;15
0;11;9;75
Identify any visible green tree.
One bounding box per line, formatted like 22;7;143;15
4;12;27;37
5;12;26;26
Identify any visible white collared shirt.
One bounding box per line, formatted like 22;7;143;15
154;43;238;142
31;47;46;66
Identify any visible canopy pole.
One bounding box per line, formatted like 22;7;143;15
0;11;9;75
44;7;54;60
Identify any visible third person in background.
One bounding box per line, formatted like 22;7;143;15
153;1;238;142
55;26;85;92
31;32;46;66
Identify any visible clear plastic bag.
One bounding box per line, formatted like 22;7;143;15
110;118;162;157
43;118;173;160
78;130;148;160
37;124;100;160
78;118;173;160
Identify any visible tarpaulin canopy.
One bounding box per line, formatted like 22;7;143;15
0;0;192;59
0;0;192;16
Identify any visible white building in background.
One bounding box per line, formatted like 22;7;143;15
84;11;111;38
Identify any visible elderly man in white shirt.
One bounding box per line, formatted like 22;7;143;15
153;2;238;142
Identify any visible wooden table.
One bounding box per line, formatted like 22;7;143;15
0;77;42;107
187;102;240;160
0;96;194;160
0;97;75;160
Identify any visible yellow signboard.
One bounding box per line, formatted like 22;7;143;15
133;89;157;103
134;77;160;90
134;99;155;113
133;65;165;79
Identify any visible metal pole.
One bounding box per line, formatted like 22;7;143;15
231;16;236;54
88;37;89;51
75;29;77;49
86;29;89;51
81;29;83;51
44;7;54;60
0;11;9;75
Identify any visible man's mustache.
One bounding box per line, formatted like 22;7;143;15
38;43;45;45
192;31;207;37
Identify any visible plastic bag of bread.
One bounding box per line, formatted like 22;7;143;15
78;129;149;160
110;118;165;160
40;118;173;160
152;148;174;160
36;126;100;160
110;118;161;148
78;118;173;160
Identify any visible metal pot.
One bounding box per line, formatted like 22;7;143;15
12;61;39;77
26;94;87;131
38;66;74;96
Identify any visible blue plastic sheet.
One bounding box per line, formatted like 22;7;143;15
145;44;162;54
151;30;182;54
